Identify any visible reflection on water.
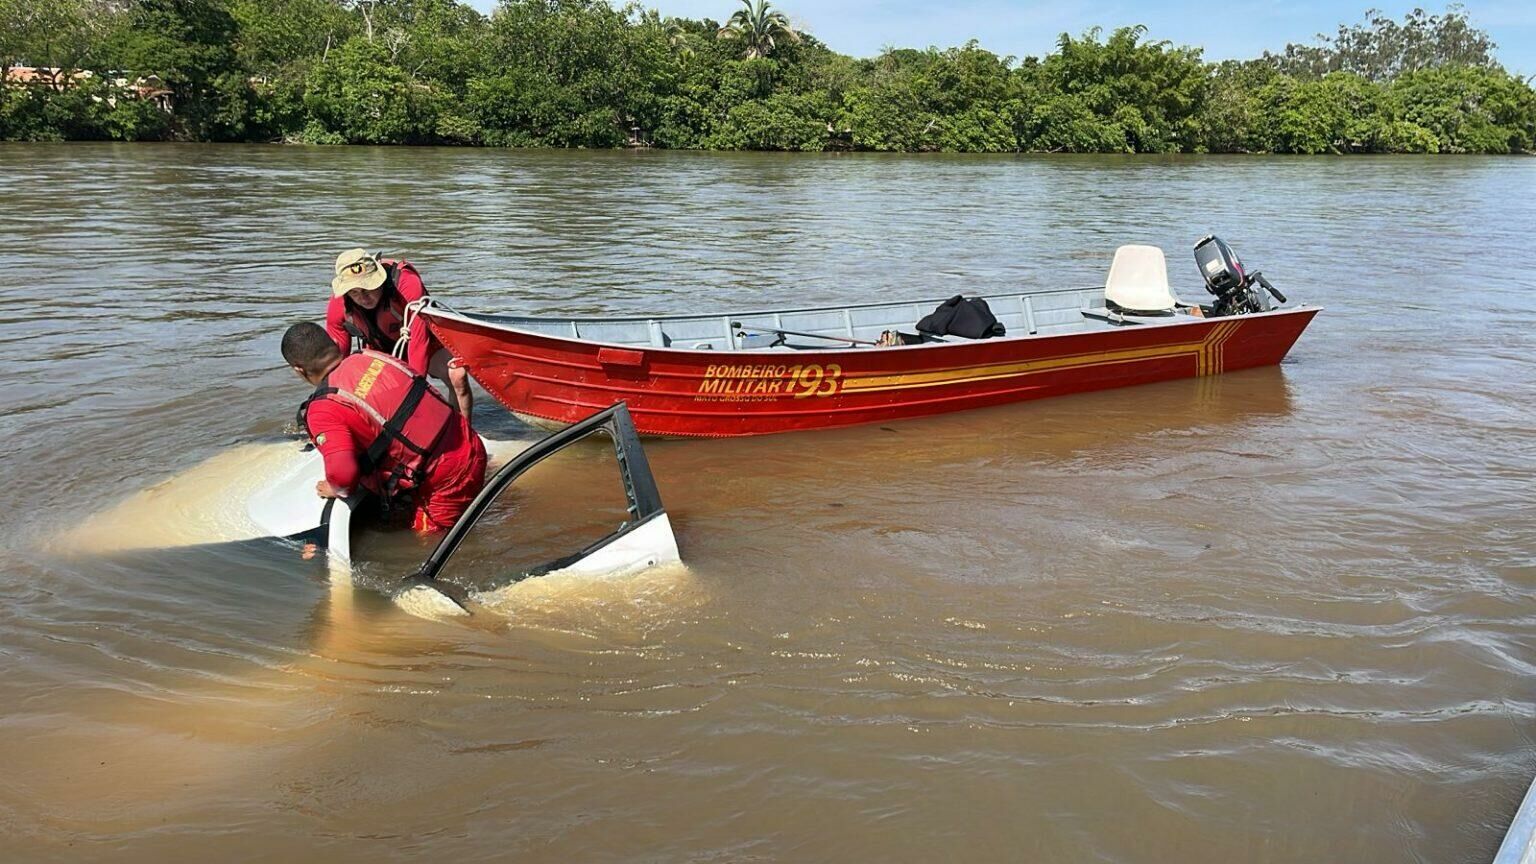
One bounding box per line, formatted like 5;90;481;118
1;145;1534;863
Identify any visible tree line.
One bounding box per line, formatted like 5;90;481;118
2;0;1532;154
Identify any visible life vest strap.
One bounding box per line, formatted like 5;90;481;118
296;351;449;499
296;384;340;439
363;376;438;487
341;318;367;351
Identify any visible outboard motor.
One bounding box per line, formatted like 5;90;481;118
1193;235;1287;317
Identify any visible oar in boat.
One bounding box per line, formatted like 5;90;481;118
731;321;878;346
732;323;949;347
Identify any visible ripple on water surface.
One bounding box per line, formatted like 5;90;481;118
0;147;1534;863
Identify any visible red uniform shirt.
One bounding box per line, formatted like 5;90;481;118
324;263;437;377
305;397;487;529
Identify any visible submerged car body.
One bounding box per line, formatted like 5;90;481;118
246;404;680;589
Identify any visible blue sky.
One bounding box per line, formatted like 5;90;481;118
464;1;1536;75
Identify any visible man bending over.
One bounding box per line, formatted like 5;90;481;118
282;321;487;532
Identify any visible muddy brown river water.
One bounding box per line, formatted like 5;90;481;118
1;144;1533;863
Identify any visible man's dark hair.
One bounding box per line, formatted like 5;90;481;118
281;322;341;376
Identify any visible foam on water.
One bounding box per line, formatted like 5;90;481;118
471;562;700;623
392;583;473;620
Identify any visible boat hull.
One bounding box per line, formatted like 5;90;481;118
427;307;1320;438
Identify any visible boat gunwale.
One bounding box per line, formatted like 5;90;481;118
441;286;1103;327
425;300;1322;357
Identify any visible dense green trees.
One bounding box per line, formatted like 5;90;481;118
1;0;1532;153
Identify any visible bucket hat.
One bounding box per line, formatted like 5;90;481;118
331;248;387;297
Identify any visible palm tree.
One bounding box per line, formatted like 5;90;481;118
664;17;695;60
717;0;801;60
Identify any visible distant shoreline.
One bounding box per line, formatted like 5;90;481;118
6;4;1532;156
3;139;1528;157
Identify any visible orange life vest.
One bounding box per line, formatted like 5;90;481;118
340;260;419;353
298;349;455;498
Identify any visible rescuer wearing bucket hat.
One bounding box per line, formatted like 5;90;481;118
323;248;473;420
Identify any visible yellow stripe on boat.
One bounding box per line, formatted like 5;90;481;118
844;323;1238;394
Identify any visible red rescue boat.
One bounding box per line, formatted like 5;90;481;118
423;240;1320;438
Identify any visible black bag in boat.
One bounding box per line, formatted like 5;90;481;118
916;295;1006;339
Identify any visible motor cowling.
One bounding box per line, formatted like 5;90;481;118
1194;235;1278;317
1195;235;1244;295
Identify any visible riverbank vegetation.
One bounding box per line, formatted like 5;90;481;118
2;0;1532;153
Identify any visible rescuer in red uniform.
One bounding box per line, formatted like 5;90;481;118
282;321;488;532
325;247;474;421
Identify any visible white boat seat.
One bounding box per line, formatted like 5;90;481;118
1105;245;1178;315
